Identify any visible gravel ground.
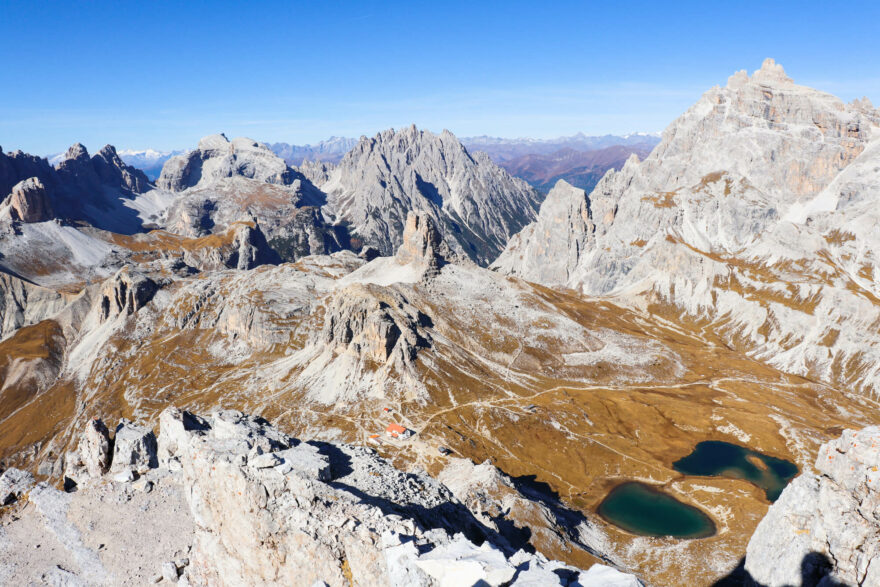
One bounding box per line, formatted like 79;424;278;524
0;470;194;585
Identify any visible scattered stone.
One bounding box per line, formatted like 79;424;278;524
161;560;179;582
247;452;280;469
112;469;136;483
0;467;35;505
133;479;154;493
274;444;331;481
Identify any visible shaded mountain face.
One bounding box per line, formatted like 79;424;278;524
1;142;154;235
309;125;543;265
495;58;880;398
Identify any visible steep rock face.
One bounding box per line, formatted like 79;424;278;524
55;143;105;199
179;222;279;271
63;418;112;482
500;59;877;290
0;273;67;340
157;134;296;191
98;267;158;321
111;419;158;473
316;125;542;265
744;427;880;586
0;147;58;201
2;177;54;223
315;283;432;365
91;145;152;194
492;179;593;284
395;211;449;277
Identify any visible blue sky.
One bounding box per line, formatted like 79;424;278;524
1;0;878;155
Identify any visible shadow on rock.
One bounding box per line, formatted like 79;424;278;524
711;552;849;587
312;441;490;546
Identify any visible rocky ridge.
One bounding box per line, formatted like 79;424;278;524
0;407;642;586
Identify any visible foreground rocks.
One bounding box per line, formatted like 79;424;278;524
1;408;643;586
744;426;880;586
166;407;639;586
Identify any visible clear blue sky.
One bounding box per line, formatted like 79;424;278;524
1;0;878;155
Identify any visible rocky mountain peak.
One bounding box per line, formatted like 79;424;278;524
63;142;90;162
158;134;293;191
491;179;593;284
91;144;152;194
319;125;542;265
197;133;229;151
751;57;793;85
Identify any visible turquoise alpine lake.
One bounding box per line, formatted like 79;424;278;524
597;482;716;538
672;440;799;502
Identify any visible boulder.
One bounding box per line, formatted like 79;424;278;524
157;407;210;467
111;419;158;473
77;418;112;479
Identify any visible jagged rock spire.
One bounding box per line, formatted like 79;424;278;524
395;211;446;276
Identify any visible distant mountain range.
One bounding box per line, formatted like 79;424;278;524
460;132;660;162
49;132;659;192
269;137;359;166
460;133;660;192
48;148;182;181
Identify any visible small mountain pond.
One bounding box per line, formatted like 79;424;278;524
672;440;799;502
597;441;798;538
597;482;716;538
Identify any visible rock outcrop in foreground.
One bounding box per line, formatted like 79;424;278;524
744;426;880;586
0;408;642;586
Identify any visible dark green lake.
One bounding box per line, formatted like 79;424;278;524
597;482;716;538
672;440;799;502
